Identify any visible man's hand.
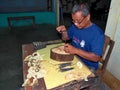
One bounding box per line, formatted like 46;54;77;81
56;25;66;33
64;44;77;54
56;25;69;41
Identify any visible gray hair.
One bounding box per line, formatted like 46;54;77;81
71;3;90;17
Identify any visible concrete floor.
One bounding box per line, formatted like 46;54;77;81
0;18;107;90
0;24;60;90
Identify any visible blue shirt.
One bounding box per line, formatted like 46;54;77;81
67;24;105;70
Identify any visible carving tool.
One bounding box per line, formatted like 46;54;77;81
33;39;62;50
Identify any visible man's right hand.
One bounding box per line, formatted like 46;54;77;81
56;25;66;33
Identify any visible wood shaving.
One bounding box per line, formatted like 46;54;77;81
65;71;88;81
52;46;70;54
77;61;83;69
22;51;46;87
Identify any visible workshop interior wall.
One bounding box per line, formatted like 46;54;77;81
0;0;57;28
105;0;120;80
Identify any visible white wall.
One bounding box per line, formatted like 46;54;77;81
105;0;120;80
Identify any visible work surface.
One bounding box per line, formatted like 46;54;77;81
22;43;96;90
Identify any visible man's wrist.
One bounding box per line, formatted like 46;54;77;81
74;48;79;55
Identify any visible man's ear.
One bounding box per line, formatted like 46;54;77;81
86;14;90;20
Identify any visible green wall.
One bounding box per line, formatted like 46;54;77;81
0;12;56;28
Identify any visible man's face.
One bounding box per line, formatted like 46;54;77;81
72;11;90;29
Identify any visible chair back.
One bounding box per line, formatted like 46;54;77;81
98;35;115;73
85;35;115;90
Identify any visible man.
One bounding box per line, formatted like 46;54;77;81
56;3;105;71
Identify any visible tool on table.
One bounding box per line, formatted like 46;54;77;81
59;67;74;72
59;62;72;68
58;62;74;72
33;39;62;50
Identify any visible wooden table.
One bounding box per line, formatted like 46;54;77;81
22;44;97;90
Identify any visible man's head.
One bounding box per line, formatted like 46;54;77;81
71;3;91;29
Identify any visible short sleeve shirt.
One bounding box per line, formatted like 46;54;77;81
67;24;105;70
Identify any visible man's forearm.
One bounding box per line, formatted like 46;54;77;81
75;48;100;62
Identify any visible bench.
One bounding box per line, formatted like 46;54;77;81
7;16;35;30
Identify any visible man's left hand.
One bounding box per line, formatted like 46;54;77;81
64;44;77;54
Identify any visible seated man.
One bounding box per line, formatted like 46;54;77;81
56;3;105;71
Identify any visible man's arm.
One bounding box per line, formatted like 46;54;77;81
64;44;101;62
56;25;70;40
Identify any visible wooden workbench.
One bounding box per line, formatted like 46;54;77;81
22;43;97;90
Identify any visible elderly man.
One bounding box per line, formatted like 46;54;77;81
56;3;105;71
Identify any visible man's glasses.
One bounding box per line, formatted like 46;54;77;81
72;17;85;25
